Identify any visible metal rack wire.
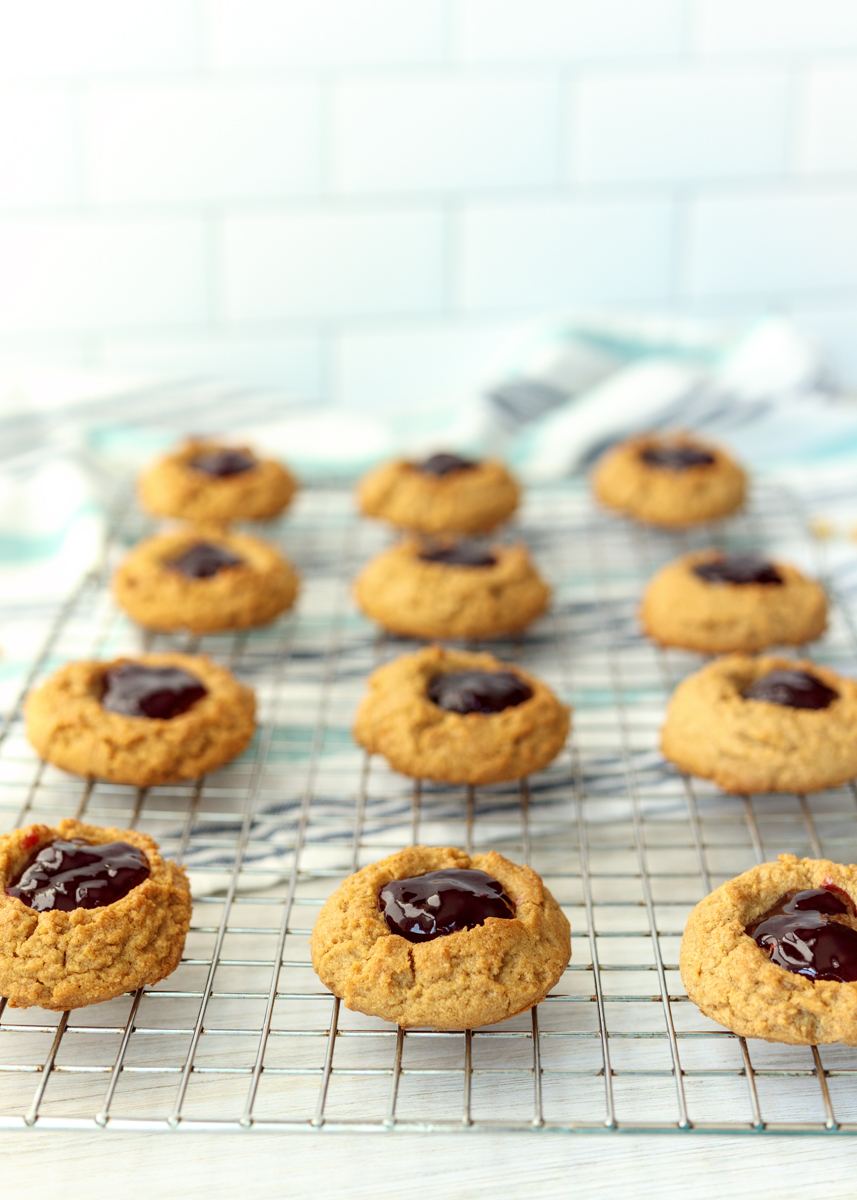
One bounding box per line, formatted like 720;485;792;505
2;479;857;1134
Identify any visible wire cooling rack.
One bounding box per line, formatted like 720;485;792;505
2;479;857;1135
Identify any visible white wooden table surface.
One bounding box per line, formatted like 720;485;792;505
2;1130;855;1198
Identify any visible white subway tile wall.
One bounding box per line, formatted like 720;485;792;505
0;217;209;332
221;209;447;321
335;320;521;413
456;0;687;63
572;67;791;184
459;198;675;310
334;76;562;193
687;191;857;297
797;68;857;175
0;1;200;76
207;0;447;70
83;84;324;203
0;0;855;397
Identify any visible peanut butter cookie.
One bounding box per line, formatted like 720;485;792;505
641;550;827;653
357;452;520;534
592;432;746;527
0;818;191;1010
681;855;857;1044
661;654;857;793
139;439;297;522
354;537;550;640
113;527;299;633
311;845;570;1029
26;653;256;786
353;645;570;784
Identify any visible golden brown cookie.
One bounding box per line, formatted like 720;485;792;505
641;549;828;653
681;855;857;1045
592;431;746;527
311;845;570;1029
353;645;570;784
357;452;520;534
353;537;550;640
0;819;191;1011
113;526;300;633
139;439;297;522
25;653;256;786
661;654;857;794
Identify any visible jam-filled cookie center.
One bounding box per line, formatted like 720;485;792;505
101;663;208;719
640;444;715;471
428;670;533;714
6;838;150;913
379;867;515;942
693;554;783;586
167;541;244;580
189;449;256;478
415;452;478;477
746;887;857;983
744;669;837;711
418;540;497;568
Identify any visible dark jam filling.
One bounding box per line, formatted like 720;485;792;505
744;669;838;711
167;541;244;580
427;670;533;714
101;663;207;719
379;868;515;943
416;452;478;477
418;541;497;568
6;838;150;913
747;887;857;982
640;444;715;471
693;554;783;586
189;448;256;478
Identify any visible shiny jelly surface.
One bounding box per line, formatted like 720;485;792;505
640;444;715;471
6;838;150;913
418;541;497;568
427;670;533;714
416;452;478;477
744;669;838;711
167;541;244;579
379;868;515;942
101;662;207;719
189;448;256;477
747;887;857;982
693;554;783;586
